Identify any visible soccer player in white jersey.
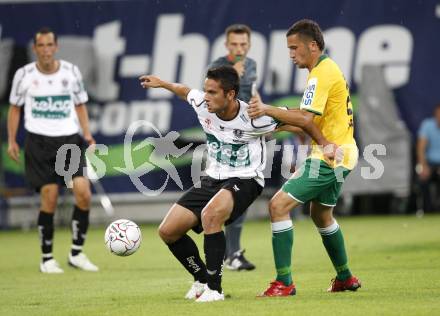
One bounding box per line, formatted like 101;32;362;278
139;66;278;302
7;27;98;273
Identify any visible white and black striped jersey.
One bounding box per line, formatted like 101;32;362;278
187;89;278;186
9;60;88;137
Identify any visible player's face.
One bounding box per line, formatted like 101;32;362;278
287;34;312;69
203;78;234;113
33;32;58;66
225;32;250;61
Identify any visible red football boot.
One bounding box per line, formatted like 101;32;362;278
328;275;361;292
258;280;296;297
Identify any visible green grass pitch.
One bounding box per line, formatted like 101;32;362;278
1;215;439;316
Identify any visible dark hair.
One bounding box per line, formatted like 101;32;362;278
286;19;325;51
34;27;57;44
225;24;251;39
206;66;240;98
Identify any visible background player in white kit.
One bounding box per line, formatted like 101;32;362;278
7;27;98;273
139;66;278;302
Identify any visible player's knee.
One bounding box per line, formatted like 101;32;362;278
44;198;58;212
158;225;175;243
269;198;288;219
201;206;225;228
76;188;91;208
40;187;58;211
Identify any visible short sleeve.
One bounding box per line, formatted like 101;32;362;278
186;89;205;113
300;76;331;115
9;67;26;106
418;119;430;139
72;65;88;105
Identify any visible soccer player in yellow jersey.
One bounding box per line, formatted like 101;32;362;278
248;19;361;296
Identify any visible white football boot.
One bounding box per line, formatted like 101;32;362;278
68;253;99;272
40;259;64;274
195;285;224;302
185;281;206;299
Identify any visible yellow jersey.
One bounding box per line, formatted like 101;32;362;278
300;55;358;170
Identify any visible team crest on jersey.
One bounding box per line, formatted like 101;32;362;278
204;118;212;129
62;78;69;88
233;129;243;138
301;77;317;107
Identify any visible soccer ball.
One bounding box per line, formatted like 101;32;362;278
104;219;142;256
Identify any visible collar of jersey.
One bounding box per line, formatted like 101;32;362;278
215;99;241;122
314;54;328;68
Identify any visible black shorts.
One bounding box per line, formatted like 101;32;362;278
176;176;263;233
24;132;87;192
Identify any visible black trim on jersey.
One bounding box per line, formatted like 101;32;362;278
215;100;240;122
251;118;274;129
254;135;265;179
189;98;205;108
260;136;264;164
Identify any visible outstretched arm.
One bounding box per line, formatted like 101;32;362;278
248;95;341;162
275;124;305;136
248;96;329;147
139;75;191;100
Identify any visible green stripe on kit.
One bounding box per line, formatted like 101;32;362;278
277;267;291;276
335;263;350;273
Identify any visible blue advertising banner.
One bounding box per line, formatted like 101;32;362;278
0;0;439;193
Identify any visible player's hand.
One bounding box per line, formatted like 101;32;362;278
233;60;245;77
83;133;96;152
417;163;431;181
83;133;96;146
139;75;163;88
323;142;344;165
7;141;20;163
248;94;267;119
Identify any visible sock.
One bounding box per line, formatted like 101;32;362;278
225;213;245;257
167;234;207;283
71;205;89;256
318;220;352;281
38;211;54;263
204;231;226;293
272;220;294;286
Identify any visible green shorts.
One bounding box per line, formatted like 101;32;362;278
282;158;351;207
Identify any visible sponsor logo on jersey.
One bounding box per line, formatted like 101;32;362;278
204;118;212;129
31;95;72;119
206;133;250;167
301;77;317;107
